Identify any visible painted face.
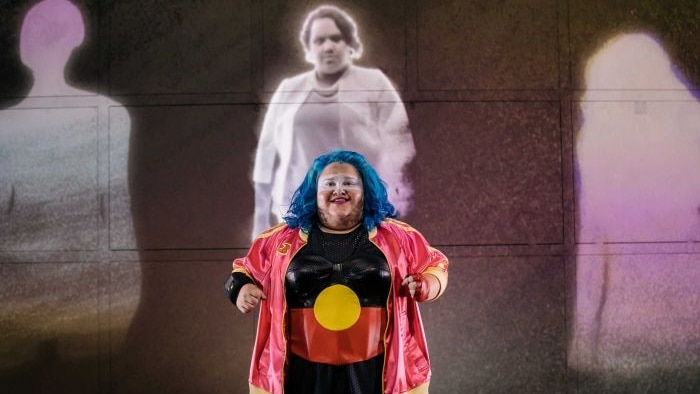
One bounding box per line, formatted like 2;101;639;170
307;17;353;77
316;162;364;231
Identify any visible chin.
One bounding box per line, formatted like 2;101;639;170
319;68;338;76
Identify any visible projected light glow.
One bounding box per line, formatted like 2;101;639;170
20;0;85;97
0;0;138;370
251;4;415;239
573;33;700;372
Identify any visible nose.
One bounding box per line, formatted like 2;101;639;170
322;39;334;52
332;185;347;195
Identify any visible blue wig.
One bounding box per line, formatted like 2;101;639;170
284;150;398;232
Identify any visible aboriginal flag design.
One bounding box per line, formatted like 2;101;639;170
285;228;391;365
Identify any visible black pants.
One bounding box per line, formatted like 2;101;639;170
284;352;384;394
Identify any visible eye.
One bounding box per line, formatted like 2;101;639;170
330;35;343;43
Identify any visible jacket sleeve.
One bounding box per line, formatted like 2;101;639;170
227;225;284;300
397;221;449;299
224;272;255;304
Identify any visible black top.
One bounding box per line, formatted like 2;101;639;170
286;225;390;308
285;225;391;394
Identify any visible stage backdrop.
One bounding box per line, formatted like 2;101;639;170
1;1;699;393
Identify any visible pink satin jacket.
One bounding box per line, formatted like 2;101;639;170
232;219;449;394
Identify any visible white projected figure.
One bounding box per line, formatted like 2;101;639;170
0;0;137;369
252;5;415;239
573;33;700;372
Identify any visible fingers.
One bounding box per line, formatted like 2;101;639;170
238;294;259;313
400;275;415;298
237;285;266;314
401;276;417;297
401;274;430;302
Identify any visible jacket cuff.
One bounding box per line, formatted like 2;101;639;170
224;272;255;304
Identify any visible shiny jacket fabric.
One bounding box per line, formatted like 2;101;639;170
231;219;449;394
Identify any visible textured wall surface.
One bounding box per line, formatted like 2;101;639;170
1;0;699;393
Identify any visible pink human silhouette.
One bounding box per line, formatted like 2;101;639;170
573;33;700;373
0;0;137;374
20;0;87;97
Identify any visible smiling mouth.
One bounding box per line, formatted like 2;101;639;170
330;197;349;203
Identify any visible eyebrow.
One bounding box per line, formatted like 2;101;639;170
318;175;361;182
314;33;344;41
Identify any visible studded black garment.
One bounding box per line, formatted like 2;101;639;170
284;225;390;394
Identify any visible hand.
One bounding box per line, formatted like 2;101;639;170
401;273;431;302
236;283;267;313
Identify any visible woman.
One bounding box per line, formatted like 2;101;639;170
227;151;448;394
252;5;415;239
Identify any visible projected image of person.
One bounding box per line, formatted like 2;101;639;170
573;33;700;373
226;151;448;394
0;0;134;249
252;5;415;239
0;0;137;375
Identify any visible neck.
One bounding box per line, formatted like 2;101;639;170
318;221;361;234
314;66;348;88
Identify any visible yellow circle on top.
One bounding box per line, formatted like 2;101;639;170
313;284;361;331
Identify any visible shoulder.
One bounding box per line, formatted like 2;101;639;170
348;65;384;78
344;66;391;86
374;218;421;239
382;218;418;231
276;71;313;91
342;66;394;90
250;224;303;254
254;223;292;241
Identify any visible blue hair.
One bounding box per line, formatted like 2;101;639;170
284;150;398;232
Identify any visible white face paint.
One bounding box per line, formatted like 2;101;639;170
316;162;364;232
317;174;363;194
